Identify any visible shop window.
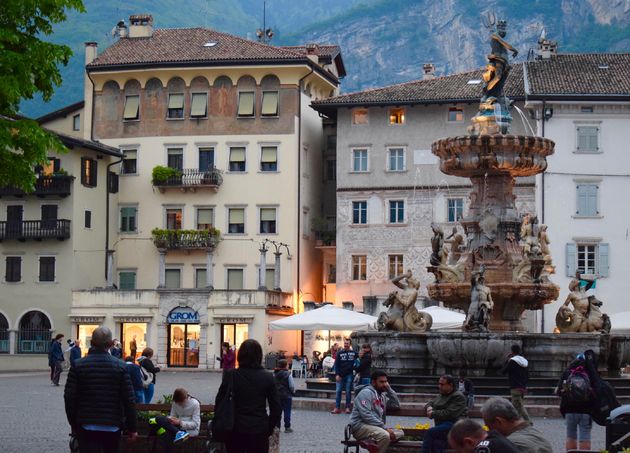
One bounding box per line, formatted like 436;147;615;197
121;323;147;360
222;323;248;352
77;324;99;357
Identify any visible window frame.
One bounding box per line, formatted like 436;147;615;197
84;210;92;229
351;108;369;125
388;254;404;279
118;270;137;290
5;256;22;283
576;243;597;276
388;200;405;224
38;256;56;283
123;95;140;121
228;146;247;172
196;207;214;230
351;148;369;173
260;145;278;172
226;267;245;290
237;91;255;117
165;208;183;230
72;114;81;131
227;207;246;234
190;92;208;119
121;149;138;175
119;205;138;234
164;268;182;289
351;255;367;281
259;207;277;234
166;93;185;119
448;107;464;122
575;123;601;154
198;147;215;172
261;91;279;117
80;157;97;188
387;147;406;172
575;183;599;217
447;198;464;223
166;147;184;171
352;201;367;225
388;107;405;125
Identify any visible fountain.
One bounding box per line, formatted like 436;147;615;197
353;17;629;378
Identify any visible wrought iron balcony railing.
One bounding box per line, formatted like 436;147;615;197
0;219;71;241
153;168;223;191
0;175;74;198
152;228;221;251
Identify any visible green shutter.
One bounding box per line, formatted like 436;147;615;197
119;272;136;290
566;243;577;277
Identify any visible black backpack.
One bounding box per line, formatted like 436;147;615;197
212;369;236;441
562;366;592;404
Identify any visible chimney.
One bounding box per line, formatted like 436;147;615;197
537;38;558;60
83;42;98;140
423;63;435;80
128;14;153;38
305;43;320;64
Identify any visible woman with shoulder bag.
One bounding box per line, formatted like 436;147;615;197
137;347;160;403
214;339;281;453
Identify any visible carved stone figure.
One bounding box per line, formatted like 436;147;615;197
556;275;611;333
430;224;448;266
377;270;433;332
464;267;494;332
445;226;465;265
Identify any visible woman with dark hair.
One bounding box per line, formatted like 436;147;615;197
137;347;160;403
215;339;281;453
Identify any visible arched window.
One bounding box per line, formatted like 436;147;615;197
0;313;8;353
18;310;51;354
236;75;257;117
260;75;280;117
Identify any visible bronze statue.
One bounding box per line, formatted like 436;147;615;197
556;274;611;333
430;223;447;266
481;17;518;103
464;266;494;332
377;270;432;332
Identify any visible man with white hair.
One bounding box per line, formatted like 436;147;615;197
481;397;551;453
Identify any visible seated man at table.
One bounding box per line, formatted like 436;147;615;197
350;370;403;453
423;374;468;453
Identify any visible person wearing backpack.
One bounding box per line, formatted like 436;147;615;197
125;356;145;403
273;359;296;433
556;354;593;451
138;347;160;403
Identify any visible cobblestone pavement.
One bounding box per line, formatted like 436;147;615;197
0;371;605;452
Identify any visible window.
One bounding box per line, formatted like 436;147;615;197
265;268;275;289
197;208;214;230
167;93;184;119
237;92;255;117
84;210;92;228
121;149;137;174
327;135;337;150
260;208;277;234
260;146;278;172
576;125;599;152
228;208;245;233
39;257;55;282
388;255;404;279
351;108;368;125
40;157;60;176
566;242;609;278
261;91;279;116
448;198;464;222
166;209;182;230
388;148;405;171
41;204;58;229
195;268;207;289
326;159;336;181
389;200;405;224
167;148;183;171
352;149;368;172
17;311;51;354
229;147;246;172
198;147;215;171
119;271;136;290
227;268;244;290
576;184;598;216
72;114;80;131
351;255;367;281
120;206;137;233
581;106;594;113
389;107;405;125
5;256;21;282
352;201;367;224
123;95;139;120
164;269;181;289
81;157;97;187
448;108;464;122
190;93;208;118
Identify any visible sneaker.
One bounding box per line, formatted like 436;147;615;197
345;407;352;414
148;418;157;425
284;427;293;433
174;431;189;443
330;408;341;414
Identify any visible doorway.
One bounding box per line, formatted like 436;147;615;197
168;324;200;367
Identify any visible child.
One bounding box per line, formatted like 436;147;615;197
274;359;296;433
149;388;200;451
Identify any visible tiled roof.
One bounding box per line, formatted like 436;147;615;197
280;45;341;60
37;100;84;124
525;53;630;96
313;64;525;108
88;28;313;68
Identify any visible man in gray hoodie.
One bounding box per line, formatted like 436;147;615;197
349;370;401;453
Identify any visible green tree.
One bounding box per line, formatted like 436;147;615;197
0;0;85;191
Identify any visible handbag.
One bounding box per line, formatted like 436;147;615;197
212;369;236;442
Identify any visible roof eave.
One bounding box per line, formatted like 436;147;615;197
312;96;526;110
527;93;630;102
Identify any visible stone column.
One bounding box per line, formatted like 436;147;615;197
274;252;282;291
258;246;267;290
205;251;214;290
158;250;166;288
106;250;114;288
8;329;16;354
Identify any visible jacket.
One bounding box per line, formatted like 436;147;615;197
474;430;520;453
501;355;529;389
556;360;591;416
64;349;137;433
125;361;144;392
355;353;372;379
427;390;467;426
49;340;64;364
70;346;82;368
350;384;400;431
215;367;281;436
458;378;474;396
506;422;553;453
334;348;358;378
274;369;295;400
137;356;160;384
170;397;201;436
220;349;236;370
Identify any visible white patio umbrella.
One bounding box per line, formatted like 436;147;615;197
269;304;377;331
610;310;630;332
419;305;465;330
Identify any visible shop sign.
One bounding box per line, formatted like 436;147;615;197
213;316;254;324
69;315;106;324
167;307;199;324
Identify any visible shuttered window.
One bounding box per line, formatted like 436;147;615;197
229;147;246;172
227;269;244;290
195;269;207;289
576;126;599;152
120;207;137;233
228;208;245;233
5;257;21;282
119;271;136;290
190;93;208;118
197;208;214;230
237;92;255;117
167;93;184;119
261;91;279;116
566;242;610;278
164;269;181;289
265;269;275;289
576;184;598;216
81;158;97;187
123;95;139;120
260;146;277;171
39;257;55;282
260;208;276;234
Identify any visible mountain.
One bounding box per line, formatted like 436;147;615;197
21;0;630;117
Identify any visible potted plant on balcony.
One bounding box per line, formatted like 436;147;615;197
311;217;336;246
151;228;221;249
151;166;182;186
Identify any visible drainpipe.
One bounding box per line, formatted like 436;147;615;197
105;158;123;283
540;98;546;333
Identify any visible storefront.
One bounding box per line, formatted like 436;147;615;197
167;307;200;368
114;315;152;360
71;316;105;357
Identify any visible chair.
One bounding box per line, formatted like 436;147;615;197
291;359;305;378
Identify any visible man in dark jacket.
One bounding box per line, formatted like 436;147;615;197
501;344;530;422
125;356;145;404
49;333;65;386
423;374;468;453
64;326;138;452
448;418;519;453
331;338;358;414
274;359;296;432
69;340;82;368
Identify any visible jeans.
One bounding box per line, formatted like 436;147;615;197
134;389;145;404
510;388;530;422
360;377;370;385
566;413;592;441
77;428;121;453
143;382;155;403
421;421;454;453
335;374;353;409
152;416;181;453
52;360;64;385
277;398;292;429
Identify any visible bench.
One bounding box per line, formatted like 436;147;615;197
341;424;422;453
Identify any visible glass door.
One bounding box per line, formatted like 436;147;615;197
186;325;200;367
221;323;249;365
168;324;199;367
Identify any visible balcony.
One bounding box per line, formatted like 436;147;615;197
0;175;74;198
0;219;71;241
152;228;221;251
152;167;223;193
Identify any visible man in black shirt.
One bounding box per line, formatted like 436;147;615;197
448;418;519;453
331;339;358;414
